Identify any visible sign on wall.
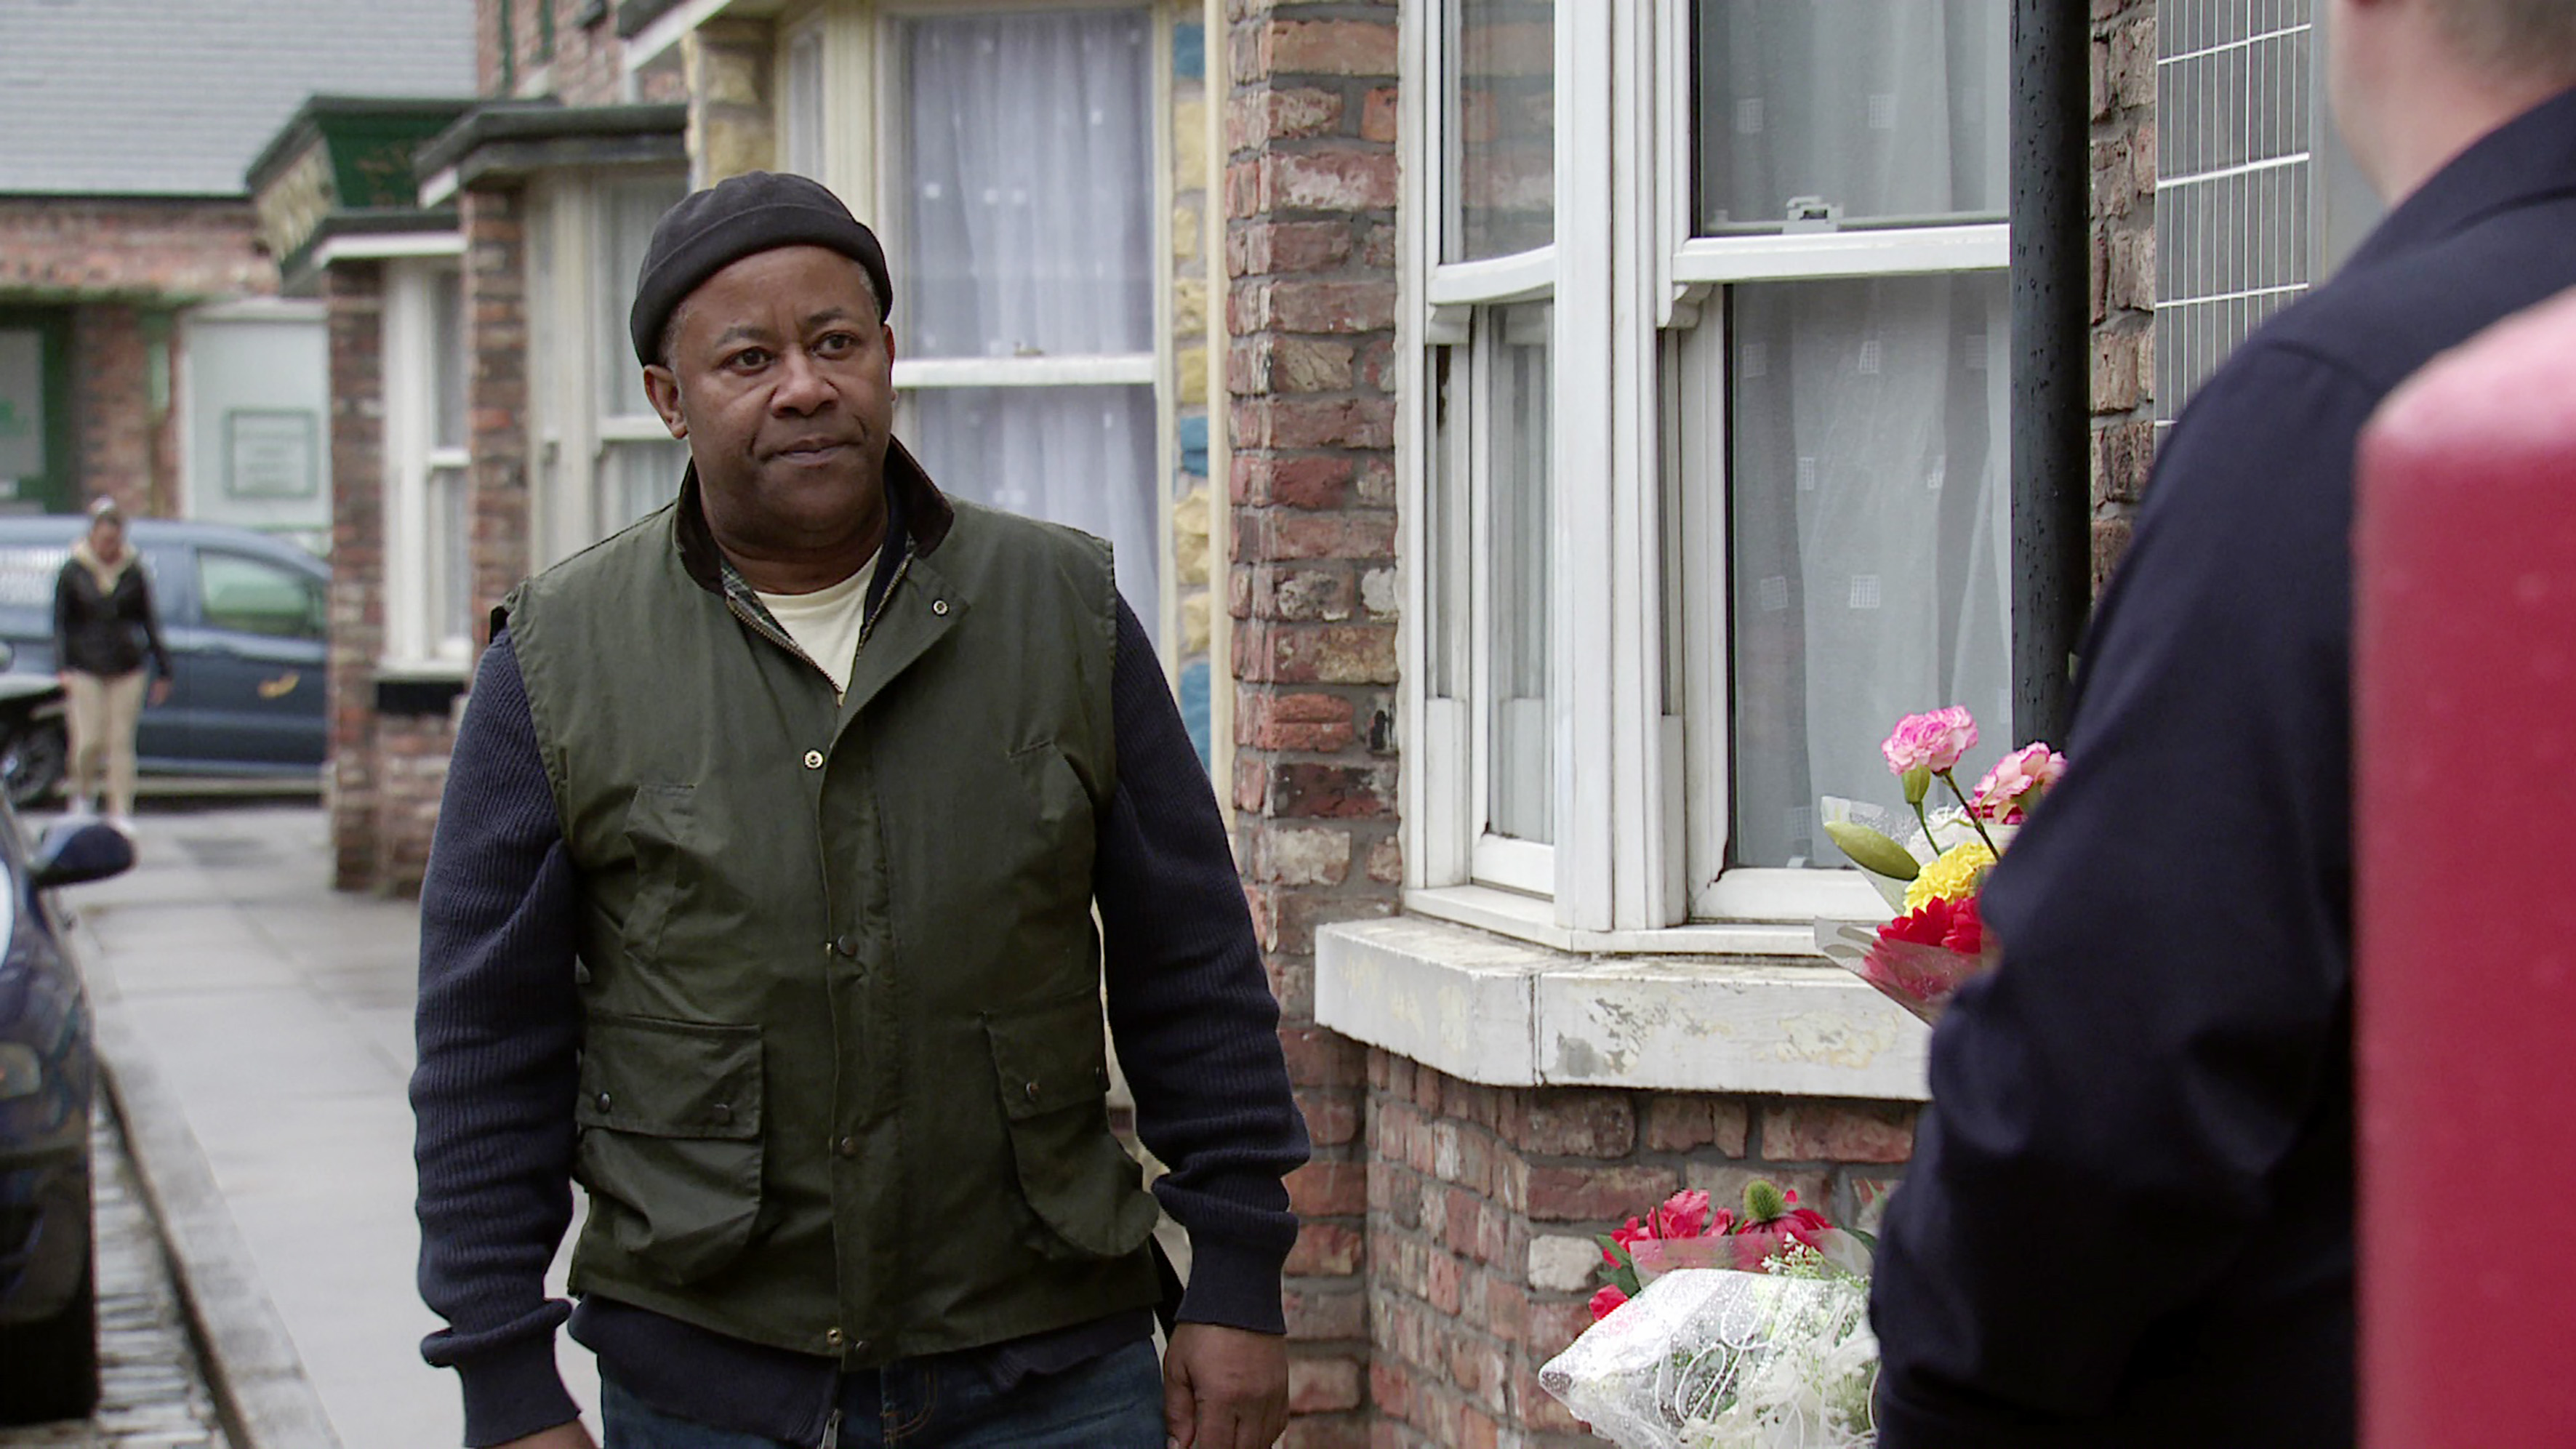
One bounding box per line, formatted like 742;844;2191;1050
225;409;320;499
182;305;329;541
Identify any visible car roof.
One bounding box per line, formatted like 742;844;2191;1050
0;516;326;578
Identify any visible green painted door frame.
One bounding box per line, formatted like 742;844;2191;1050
0;306;78;513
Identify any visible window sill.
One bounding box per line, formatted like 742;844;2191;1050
374;658;472;681
1405;884;1842;957
1317;913;1930;1101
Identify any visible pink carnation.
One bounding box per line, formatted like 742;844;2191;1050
1648;1189;1712;1241
1971;743;2068;822
1881;707;1979;775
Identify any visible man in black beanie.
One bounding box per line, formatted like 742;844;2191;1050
411;171;1307;1449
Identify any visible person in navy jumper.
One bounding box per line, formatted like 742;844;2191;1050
1869;4;2576;1445
410;174;1307;1449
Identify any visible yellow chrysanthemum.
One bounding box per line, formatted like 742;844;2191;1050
1904;839;1996;912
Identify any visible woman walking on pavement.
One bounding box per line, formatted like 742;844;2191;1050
54;498;171;827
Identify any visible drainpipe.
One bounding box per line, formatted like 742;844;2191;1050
2009;0;2090;747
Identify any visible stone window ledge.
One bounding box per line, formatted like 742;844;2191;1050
1317;914;1930;1102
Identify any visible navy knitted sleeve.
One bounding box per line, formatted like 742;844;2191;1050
411;631;588;1447
1094;597;1311;1334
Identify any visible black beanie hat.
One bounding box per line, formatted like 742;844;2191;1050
627;170;894;365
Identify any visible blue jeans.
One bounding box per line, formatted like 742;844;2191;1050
600;1340;1166;1448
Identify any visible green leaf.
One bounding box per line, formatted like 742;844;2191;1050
1823;821;1921;881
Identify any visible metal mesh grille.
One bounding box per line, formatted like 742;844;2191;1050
2155;0;2315;424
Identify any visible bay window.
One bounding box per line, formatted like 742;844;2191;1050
765;1;1177;651
383;257;476;670
527;169;691;569
1404;0;2024;942
888;6;1165;643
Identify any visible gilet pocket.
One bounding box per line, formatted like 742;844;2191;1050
985;993;1161;1261
619;783;694;963
574;1013;764;1285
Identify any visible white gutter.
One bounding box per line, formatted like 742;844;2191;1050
624;0;733;72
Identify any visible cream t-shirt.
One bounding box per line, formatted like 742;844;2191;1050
756;568;870;700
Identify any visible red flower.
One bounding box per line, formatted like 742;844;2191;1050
1648;1189;1713;1241
1589;1284;1630;1320
1602;1216;1651;1267
1938;894;1983;954
1720;1184;1838;1269
1882;894;1983;952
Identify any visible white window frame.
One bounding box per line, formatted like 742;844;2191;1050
1661;0;2010;925
782;12;828;182
1402;0;2018;949
526;168;692;570
1403;0;1618;929
382;250;474;674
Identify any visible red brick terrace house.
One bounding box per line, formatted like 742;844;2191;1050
294;0;2380;1442
0;0;473;533
1232;3;2373;1444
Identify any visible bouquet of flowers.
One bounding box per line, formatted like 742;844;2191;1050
1814;707;2066;1024
1543;1181;1878;1449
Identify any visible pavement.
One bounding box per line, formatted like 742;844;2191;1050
61;801;601;1449
0;1111;231;1449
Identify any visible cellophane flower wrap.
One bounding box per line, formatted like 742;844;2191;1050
1543;1247;1877;1449
1815;709;2064;1024
1546;1184;1879;1448
1813;919;1978;1027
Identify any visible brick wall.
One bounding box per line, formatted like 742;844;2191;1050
464;186;533;634
687;19;778;185
325;262;388;888
543;0;629;107
320;259;457;897
0;197;270;301
71;305;154;517
2089;0;2157;590
374;712;457;891
0;197;264;518
483;0;624;101
1224;4;1403;1444
1367;1056;1916;1448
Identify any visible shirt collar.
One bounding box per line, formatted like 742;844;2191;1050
673;436;955;605
2343;82;2576;273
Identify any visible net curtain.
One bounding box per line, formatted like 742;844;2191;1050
1711;0;2013;870
898;10;1163;641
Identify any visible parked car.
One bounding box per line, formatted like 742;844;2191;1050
0;807;137;1422
0;675;65;811
0;518;329;805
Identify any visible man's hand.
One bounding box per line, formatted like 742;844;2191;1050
492;1423;594;1449
148;676;170;707
1163;1322;1286;1449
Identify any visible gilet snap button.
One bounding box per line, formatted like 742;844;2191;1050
1024;1081;1042;1103
594;1092;612;1112
931;599;950;616
803;749;824;770
711;1103;732;1125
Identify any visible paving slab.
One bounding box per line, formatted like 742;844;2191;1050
68;804;598;1449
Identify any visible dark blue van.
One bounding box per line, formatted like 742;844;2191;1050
0;518;329;800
